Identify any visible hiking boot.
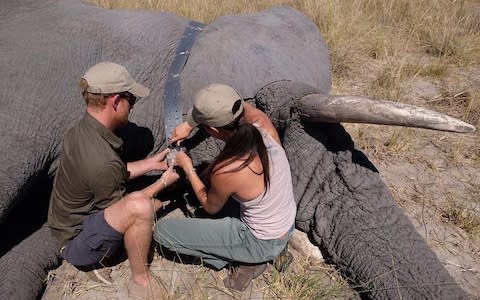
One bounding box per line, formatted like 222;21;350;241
128;277;168;300
273;244;293;272
223;263;267;292
85;267;113;285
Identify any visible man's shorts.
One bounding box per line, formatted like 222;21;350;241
61;210;123;267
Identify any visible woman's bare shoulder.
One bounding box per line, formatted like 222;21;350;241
215;157;243;172
243;103;281;144
212;157;264;201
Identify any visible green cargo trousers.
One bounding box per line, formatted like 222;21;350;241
153;217;291;270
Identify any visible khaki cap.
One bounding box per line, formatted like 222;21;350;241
82;62;150;97
187;83;244;127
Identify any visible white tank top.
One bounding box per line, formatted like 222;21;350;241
232;124;296;239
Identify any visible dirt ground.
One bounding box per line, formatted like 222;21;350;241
340;67;480;298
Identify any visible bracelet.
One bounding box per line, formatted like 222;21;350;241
160;179;167;189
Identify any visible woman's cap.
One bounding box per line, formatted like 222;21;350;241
82;62;150;98
187;83;244;127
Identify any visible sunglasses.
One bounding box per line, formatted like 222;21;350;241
118;92;137;107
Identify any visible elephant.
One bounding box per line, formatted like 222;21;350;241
0;0;475;299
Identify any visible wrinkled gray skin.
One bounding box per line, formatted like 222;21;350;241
0;1;467;299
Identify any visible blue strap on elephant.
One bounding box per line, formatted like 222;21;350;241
163;20;205;216
163;20;205;142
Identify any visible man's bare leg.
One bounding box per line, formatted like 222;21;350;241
104;191;155;285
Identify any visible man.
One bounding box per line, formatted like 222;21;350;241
160;83;296;291
48;62;176;299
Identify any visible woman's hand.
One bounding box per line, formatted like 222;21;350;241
159;164;180;187
175;150;193;171
142;164;180;198
169;122;194;146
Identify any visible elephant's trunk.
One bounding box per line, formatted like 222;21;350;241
255;80;468;299
296;94;476;133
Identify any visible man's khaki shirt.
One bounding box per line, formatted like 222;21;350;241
48;113;128;247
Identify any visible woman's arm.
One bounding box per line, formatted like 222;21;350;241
141;165;179;198
176;152;233;215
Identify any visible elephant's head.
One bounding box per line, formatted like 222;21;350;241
0;1;474;299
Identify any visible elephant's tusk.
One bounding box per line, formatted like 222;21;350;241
296;94;476;133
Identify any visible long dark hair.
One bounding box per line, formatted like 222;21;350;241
205;123;270;193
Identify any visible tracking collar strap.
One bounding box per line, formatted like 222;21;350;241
163;21;205;143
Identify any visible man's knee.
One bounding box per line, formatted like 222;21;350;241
125;191;154;220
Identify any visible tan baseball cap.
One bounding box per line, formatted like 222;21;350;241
82;62;150;97
187;83;244;127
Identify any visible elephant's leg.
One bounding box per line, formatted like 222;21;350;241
283;121;466;299
0;223;61;300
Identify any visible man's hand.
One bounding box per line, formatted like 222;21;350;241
147;148;170;171
169;122;194;146
127;148;170;179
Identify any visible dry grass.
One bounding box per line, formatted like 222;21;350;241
384;129;411;153
441;186;480;239
91;0;289;23
262;258;355;299
44;249;356;299
89;0;480;120
442;201;480;238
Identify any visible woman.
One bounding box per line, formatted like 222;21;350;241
154;83;296;291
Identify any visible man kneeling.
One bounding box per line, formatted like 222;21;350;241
48;62;177;299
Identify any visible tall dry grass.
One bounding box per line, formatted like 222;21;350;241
91;0;480;121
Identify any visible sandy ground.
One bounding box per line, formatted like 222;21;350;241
43;225;358;300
